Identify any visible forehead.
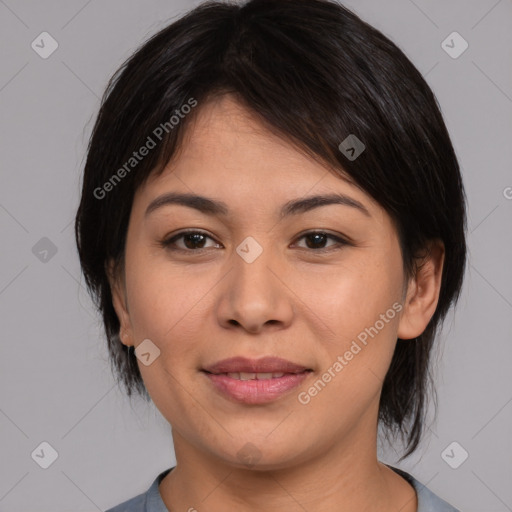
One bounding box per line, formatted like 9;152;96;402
136;94;379;217
158;95;332;181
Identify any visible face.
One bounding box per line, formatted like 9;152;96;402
110;94;441;470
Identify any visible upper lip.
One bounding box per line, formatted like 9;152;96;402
202;356;310;374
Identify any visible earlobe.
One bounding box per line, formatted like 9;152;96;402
397;240;445;340
106;258;134;347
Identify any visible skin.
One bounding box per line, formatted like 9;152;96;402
109;94;445;512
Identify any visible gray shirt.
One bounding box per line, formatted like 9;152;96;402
105;465;460;512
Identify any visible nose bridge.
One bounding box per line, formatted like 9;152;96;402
217;234;293;331
233;234;278;303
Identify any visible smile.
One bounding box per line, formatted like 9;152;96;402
202;370;312;404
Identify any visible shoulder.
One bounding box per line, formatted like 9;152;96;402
105;492;145;512
389;466;461;512
105;468;173;512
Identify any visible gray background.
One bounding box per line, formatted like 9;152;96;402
0;0;511;510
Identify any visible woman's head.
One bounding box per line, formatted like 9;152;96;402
75;0;466;461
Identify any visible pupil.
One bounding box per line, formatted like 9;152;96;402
306;233;326;249
185;233;205;249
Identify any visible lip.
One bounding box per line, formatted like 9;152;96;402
202;356;310;374
202;371;312;404
201;356;312;405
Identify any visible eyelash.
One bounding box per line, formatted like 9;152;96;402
158;230;351;254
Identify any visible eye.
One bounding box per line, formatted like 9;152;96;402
159;230;350;254
159;230;221;252
293;231;350;252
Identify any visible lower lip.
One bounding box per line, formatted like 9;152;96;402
202;371;312;404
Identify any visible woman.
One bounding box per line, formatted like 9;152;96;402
74;0;466;510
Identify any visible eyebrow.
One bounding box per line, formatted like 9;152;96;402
144;192;371;219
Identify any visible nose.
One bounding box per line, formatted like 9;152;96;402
216;239;294;334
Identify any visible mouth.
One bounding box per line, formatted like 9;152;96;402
202;370;311;381
201;361;313;404
201;356;313;404
202;355;312;375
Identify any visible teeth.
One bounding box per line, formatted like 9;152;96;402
239;372;256;381
226;372;286;380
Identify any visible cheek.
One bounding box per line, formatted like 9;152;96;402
123;249;219;358
297;253;403;381
295;257;400;335
124;243;176;324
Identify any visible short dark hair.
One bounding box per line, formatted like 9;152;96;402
75;0;467;459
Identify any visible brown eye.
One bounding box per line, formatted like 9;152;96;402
294;231;349;251
159;230;350;254
160;231;221;252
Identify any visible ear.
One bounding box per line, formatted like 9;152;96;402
397;239;445;340
106;258;135;347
